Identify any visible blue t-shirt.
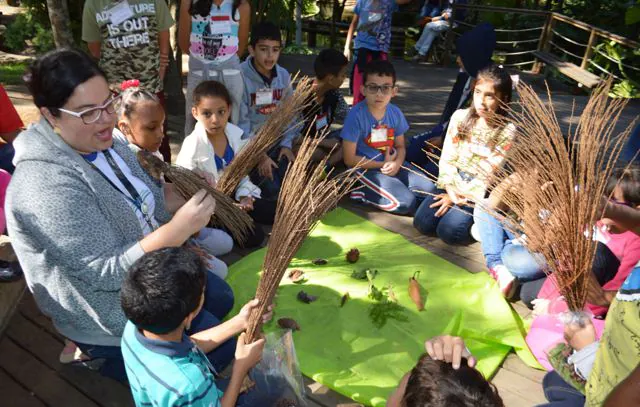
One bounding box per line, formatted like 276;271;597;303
121;321;223;407
354;0;399;52
340;101;409;162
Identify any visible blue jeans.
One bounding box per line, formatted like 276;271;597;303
420;3;441;18
415;20;450;56
537;371;586;407
351;163;432;215
474;208;546;280
406;124;444;175
216;367;287;406
76;271;235;382
413;182;474;245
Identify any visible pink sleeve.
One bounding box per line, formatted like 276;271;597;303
537;274;561;300
0;170;11;235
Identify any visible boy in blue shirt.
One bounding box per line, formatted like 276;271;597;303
120;247;274;406
238;22;298;201
340;60;432;215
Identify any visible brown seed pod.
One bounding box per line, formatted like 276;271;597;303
409;271;425;311
287;269;306;283
340;292;350;307
297;290;318;304
346;248;360;263
277;317;301;331
312;258;328;265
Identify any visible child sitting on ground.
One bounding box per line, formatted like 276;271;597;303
300;48;350;167
340;60;433;215
386;335;504;407
413;65;515;245
238;21;298;201
115;80;235;269
176;80;275;247
120;247;276;407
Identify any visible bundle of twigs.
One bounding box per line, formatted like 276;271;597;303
216;76;316;196
474;79;634;313
245;135;363;342
136;151;254;244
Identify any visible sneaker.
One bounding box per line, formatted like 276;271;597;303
406;47;419;57
411;53;428;63
488;265;517;298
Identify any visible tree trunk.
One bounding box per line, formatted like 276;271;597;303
46;0;74;48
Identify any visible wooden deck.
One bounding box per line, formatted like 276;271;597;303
2;54;639;407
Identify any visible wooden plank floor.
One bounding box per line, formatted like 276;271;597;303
3;54;639;406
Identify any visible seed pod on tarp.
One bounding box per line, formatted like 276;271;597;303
409;271;425;311
278;318;301;331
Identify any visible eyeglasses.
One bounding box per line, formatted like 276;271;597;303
609;198;633;207
58;94;122;125
364;84;395;95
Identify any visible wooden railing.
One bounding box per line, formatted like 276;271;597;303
444;4;640;83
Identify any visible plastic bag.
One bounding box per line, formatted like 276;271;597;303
245;329;308;407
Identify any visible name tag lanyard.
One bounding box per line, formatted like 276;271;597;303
85;149;156;231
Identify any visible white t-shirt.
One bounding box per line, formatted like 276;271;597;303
87;148;159;235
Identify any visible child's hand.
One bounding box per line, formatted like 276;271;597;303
237;196;255;211
564;320;597;351
531;298;550;317
235;299;274;330
429;193;453;217
425;335;476;369
258;155;278;180
278;147;296;163
381;160;400;176
234;333;265;372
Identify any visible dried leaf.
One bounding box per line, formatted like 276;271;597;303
287;269;306;283
312;258;328;265
340;292;350;307
297;290;318;304
277;317;301;331
346;248;360;263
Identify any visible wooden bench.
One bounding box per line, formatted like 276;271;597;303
533;50;602;89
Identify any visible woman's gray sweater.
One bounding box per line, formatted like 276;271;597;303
6;118;170;346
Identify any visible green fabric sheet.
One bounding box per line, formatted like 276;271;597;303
227;208;541;406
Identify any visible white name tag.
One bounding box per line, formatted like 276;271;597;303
315;114;328;130
256;89;273;106
109;0;134;26
368;12;382;23
371;127;388;143
210;20;231;35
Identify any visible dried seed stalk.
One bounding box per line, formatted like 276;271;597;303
245;134;364;342
136;151;254;244
216;76;316;196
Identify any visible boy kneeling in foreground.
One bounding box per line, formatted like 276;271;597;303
120;247;274;406
387;335;504;407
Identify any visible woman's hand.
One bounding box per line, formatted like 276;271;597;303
170;189;216;240
430;193;453;217
193;169;217;188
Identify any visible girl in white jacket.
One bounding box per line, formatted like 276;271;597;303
177;80;276;247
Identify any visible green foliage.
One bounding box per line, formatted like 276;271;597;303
282;44;317;55
589;41;640;98
0;61;30;85
3;14;34;53
626;2;640;25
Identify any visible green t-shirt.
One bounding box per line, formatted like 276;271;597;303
82;0;174;93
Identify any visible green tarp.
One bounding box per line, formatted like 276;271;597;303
227;208;540;406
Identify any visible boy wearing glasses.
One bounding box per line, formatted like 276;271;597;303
340;60;432;215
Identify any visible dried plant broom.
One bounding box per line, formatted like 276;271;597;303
216;76;316;196
136;151;254;244
245;135;363;342
474;79;635;316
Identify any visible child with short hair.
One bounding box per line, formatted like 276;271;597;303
82;0;174;161
387;335;504;407
238;22;298;200
413;65;515;246
177;80;276;247
340;60;433;215
179;0;251;135
301;48;350;166
121;247;275;407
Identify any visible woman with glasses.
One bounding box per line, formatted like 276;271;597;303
5;48;237;381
